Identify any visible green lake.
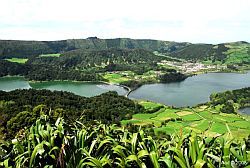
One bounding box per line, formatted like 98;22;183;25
0;77;127;97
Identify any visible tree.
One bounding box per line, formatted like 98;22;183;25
220;100;235;113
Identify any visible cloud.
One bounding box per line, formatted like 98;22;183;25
0;0;249;43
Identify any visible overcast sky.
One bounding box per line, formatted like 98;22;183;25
0;0;250;43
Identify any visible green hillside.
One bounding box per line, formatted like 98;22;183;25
0;89;144;139
0;38;189;59
169;41;250;64
224;42;250;64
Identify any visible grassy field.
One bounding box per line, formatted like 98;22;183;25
224;43;250;64
121;101;250;140
39;53;61;57
138;100;163;110
5;58;28;64
103;73;131;83
102;70;159;84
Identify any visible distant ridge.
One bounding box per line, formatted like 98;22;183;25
0;37;249;63
0;37;191;58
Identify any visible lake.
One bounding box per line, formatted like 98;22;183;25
0;76;31;91
238;107;250;115
129;71;250;107
0;77;127;97
0;71;250;107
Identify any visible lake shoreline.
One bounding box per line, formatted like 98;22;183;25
0;75;133;97
1;71;250;107
238;106;250;115
128;71;250;107
1;67;248;95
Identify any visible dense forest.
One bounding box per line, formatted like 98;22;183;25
0;89;144;139
0;60;29;77
159;71;187;83
0;59;103;81
28;48;162;72
209;87;250;113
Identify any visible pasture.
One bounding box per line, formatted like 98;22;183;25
121;100;250;139
5;58;28;64
103;72;131;83
39;53;61;57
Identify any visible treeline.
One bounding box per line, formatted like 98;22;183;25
119;71;188;91
159;70;188;83
209;87;250;113
0;60;29;77
0;89;144;139
26;65;104;81
0;59;103;81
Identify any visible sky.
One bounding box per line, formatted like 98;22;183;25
0;0;250;43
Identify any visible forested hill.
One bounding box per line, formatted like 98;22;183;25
0;38;189;59
209;87;250;113
169;41;250;63
29;48;161;69
0;89;144;139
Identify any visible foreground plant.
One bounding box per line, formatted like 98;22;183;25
0;115;249;168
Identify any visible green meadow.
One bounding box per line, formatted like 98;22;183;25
103;72;131;83
5;58;28;64
102;70;159;84
225;43;250;64
121;101;250;140
39;53;61;57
